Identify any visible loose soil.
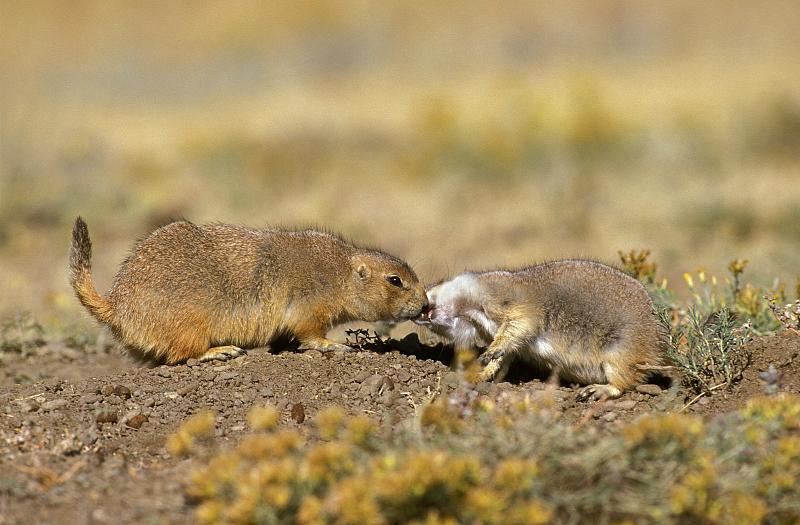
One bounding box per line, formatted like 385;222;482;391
1;330;798;525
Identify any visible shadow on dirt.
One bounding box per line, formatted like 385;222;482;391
329;329;675;389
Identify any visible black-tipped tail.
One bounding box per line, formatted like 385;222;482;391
69;217;113;324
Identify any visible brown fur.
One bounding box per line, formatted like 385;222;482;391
417;260;666;399
69;217;427;364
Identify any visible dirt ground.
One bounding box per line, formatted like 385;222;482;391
1;330;798;525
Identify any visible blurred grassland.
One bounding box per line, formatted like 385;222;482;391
1;0;799;329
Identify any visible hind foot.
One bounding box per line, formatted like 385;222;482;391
577;384;623;401
199;345;247;362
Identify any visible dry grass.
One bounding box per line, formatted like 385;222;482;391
1;1;799;329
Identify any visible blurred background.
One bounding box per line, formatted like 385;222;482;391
1;0;799;331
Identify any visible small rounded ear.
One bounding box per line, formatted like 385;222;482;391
351;255;371;281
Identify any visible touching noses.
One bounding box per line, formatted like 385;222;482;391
418;290;435;320
420;300;431;316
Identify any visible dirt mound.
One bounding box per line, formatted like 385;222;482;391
1;333;797;524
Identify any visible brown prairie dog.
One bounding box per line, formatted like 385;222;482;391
415;260;664;399
69;217;428;364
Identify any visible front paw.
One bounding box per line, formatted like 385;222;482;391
478;348;504;366
478;358;503;382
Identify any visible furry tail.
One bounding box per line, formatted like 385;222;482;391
69;217;114;324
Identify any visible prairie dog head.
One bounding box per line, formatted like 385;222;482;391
347;252;428;322
414;273;496;348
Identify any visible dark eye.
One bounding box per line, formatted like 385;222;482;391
386;275;403;287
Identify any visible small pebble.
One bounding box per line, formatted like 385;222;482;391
41;399;67;411
635;384;662;396
82;394;102;405
126;414;148;429
360;374;384;396
95;408;118;424
19;399;41;412
113;385;132;399
80;428;99;447
177;383;196;397
380;376;395;393
44;379;65;392
186;358;199;367
616;400;638;410
259;387;274;397
602;412;618;422
291;403;305;424
218;372;237;382
354;370;373;383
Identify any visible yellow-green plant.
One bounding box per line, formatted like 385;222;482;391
182;393;800;525
622;251;788;395
683;259;782;335
660;306;752;395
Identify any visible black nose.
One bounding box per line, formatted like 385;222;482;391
420;302;431;316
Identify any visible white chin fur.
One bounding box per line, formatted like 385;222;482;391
425;274;492;349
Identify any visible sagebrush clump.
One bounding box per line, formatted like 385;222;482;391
620;251;796;395
659;306;753;395
180;390;800;525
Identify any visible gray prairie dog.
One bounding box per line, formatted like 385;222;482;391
415;260;664;399
69;217;428;364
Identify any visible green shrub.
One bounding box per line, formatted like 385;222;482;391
660;306;752;395
181;392;800;525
